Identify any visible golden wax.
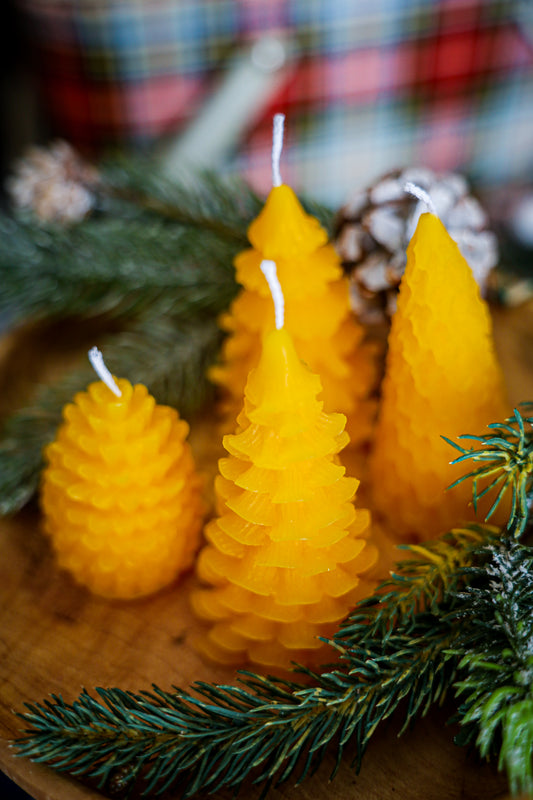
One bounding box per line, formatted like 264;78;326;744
209;184;378;448
41;378;204;598
192;327;378;670
369;212;509;541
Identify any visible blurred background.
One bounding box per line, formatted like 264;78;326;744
0;0;532;209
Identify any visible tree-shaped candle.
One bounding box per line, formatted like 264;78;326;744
369;184;509;542
191;261;378;670
210;114;377;448
40;348;204;598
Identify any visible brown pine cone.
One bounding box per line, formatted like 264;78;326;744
334;167;498;327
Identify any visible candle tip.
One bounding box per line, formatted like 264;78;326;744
88;347;122;397
404;181;437;216
260;259;285;329
272;114;285;188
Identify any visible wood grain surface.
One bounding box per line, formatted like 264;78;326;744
0;301;531;800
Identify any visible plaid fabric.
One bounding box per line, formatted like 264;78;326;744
19;0;533;205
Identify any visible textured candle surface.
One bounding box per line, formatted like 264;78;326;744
210;184;378;447
369;212;509;542
41;379;204;598
192;327;378;670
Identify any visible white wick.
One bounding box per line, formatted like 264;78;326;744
272;113;285;187
260;259;284;329
404;181;437;216
88;347;122;397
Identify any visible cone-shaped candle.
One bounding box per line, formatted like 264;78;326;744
210;114;378;448
192;261;378;670
369;185;509;541
41;348;204;598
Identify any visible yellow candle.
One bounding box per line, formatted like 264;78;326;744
192;261;378;670
210;114;378;450
369;190;509;542
40;348;204;599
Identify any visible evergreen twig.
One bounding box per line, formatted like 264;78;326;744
14;523;498;798
450;541;533;795
101;160;263;243
444;405;533;538
0;214;239;328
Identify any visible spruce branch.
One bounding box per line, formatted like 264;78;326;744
0;313;223;515
450;542;533;796
444;405;533;538
101;159;262;244
0;213;239;329
14;523;498;798
337;524;501;642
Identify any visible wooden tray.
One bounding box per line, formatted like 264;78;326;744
1;302;532;800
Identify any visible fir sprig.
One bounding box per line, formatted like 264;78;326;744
101;160;263;243
0;314;223;515
444;405;533;538
0;214;239;329
338;524;500;640
450;542;533;795
14;523;498;798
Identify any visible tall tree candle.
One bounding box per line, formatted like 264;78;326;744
192;261;378;670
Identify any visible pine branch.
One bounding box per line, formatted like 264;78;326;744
450;542;533;796
14;523;498;798
0;313;223;515
0;213;239;329
444;405;533;539
337;524;501;642
101;160;262;244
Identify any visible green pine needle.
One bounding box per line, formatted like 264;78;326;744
450;541;533;795
0;214;240;329
443;405;533;538
101;159;263;243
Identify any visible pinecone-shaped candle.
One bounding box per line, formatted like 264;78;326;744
369;186;509;542
192;261;378;670
210;115;377;448
41;348;204;598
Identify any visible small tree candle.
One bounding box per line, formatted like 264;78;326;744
369;185;509;542
40;348;204;599
210;114;378;449
192;261;378;670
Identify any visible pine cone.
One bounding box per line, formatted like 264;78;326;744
6;140;99;223
334;167;498;327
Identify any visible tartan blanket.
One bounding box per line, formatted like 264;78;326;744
19;0;533;204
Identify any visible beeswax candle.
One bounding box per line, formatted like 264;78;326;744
192;261;378;670
41;347;204;598
210;114;377;448
369;187;509;541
